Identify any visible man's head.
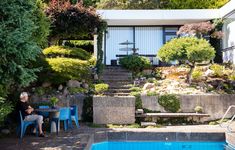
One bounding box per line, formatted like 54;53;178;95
20;92;28;102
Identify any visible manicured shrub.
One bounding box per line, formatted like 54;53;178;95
158;37;215;84
228;73;235;81
46;57;96;81
194;106;203;113
158;94;180;113
130;92;142;109
192;70;203;81
43;46;92;60
94;83;109;95
210;64;224;77
130;87;142;92
68;87;87;94
119;55;151;75
64;40;94;53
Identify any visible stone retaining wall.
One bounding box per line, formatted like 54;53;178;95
93;96;135;124
141;94;235;121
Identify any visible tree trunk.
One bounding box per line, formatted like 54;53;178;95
186;64;195;84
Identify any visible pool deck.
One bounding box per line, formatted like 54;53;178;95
0;124;232;150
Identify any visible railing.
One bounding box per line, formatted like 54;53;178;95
219;105;235;132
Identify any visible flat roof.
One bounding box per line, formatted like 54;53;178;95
97;0;235;26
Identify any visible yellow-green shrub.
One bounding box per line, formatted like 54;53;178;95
95;83;109;94
192;70;203;81
43;46;91;60
210;64;224;77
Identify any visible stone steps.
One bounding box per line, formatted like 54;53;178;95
103;92;131;96
101;76;131;80
108;89;131;93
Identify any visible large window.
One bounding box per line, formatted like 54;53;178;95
163;27;179;44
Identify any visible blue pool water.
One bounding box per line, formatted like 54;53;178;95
91;141;226;150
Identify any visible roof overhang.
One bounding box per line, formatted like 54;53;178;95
97;9;220;26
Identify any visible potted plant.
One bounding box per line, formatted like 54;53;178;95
194;106;203;113
50;96;59;109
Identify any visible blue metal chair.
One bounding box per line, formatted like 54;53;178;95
70;105;80;128
17;111;38;138
38;105;50;118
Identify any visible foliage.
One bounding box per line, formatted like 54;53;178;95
158;37;215;83
46;57;96;82
162;0;228;9
68;87;87;94
158;94;180;113
192;70;203;81
0;97;13;125
0;0;50;87
147;91;158;96
96;0;228;9
177;21;223;39
46;0;105;43
43;46;92;60
194;106;203;113
50;96;59;106
130;87;142;92
119;55;151;75
130;92;142;109
82;96;93;122
228;73;235;81
35;87;48;96
210;64;224;77
94;83;109;94
64;40;94;53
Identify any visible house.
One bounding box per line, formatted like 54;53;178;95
95;0;235;66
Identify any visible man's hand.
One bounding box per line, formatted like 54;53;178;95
25;108;34;114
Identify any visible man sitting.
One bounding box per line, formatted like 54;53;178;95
18;92;45;137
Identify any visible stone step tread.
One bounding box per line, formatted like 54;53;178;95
136;113;210;118
101;76;132;80
108;86;132;89
102;79;133;82
141;122;157;127
103;93;131;96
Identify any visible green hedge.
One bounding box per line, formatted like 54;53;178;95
119;55;151;75
46;57;96;81
43;46;91;60
64;40;94;53
158;94;180;113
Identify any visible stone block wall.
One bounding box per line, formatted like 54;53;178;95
93;96;135;124
141;94;235;121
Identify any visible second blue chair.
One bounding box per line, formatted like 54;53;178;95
70;105;79;128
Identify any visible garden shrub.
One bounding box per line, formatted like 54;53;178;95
82;96;93;122
147;91;158;96
68;87;87;94
119;55;151;75
192;70;203;81
130;87;142;92
0;97;13;125
194;106;203;113
130;92;142;109
210;64;224;77
158;94;180;113
43;46;92;60
94;83;109;95
228;73;235;81
64;40;94;53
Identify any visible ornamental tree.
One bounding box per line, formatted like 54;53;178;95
157;37;215;84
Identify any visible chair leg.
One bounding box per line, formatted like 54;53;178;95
56;120;59;135
64;120;68;131
74;118;79;128
20;125;24;139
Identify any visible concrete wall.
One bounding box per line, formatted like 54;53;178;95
93;96;135;124
141;94;235;121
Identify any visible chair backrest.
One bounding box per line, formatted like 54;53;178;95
70;105;78;116
59;107;70;120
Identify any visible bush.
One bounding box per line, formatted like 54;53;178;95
94;83;109;94
64;40;94;53
119;55;151;75
158;94;180;113
192;70;203;81
130;92;142;109
43;46;92;60
194;106;203;113
147;91;158;96
46;57;96;81
130;87;142;92
68;87;87;94
0;97;13;125
228;73;235;81
210;64;224;77
82;96;93;122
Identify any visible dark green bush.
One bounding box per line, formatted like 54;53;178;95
0;97;13;125
64;40;94;53
82;96;93;122
131;92;142;109
119;55;151;75
94;83;109;95
158;94;180;113
68;87;87;94
43;46;92;60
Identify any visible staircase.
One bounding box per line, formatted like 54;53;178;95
101;66;133;96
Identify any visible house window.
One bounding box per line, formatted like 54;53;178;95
163;27;179;44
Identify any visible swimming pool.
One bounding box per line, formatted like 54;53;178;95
91;141;226;150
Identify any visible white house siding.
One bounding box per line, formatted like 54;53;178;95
135;27;163;65
222;12;235;63
105;27;133;65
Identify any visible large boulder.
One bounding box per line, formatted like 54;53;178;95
143;83;155;91
67;80;81;88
